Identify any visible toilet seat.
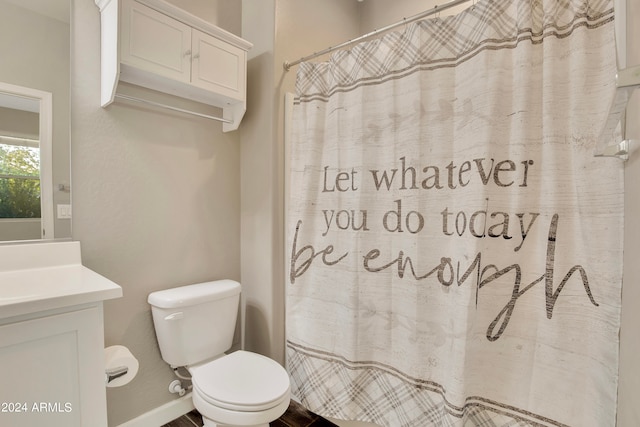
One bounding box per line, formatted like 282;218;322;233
192;388;290;427
191;350;291;412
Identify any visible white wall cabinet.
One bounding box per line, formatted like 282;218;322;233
121;0;192;84
96;0;252;132
191;30;246;101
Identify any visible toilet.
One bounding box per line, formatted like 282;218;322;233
148;280;291;427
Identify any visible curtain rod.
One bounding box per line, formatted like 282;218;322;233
283;0;473;71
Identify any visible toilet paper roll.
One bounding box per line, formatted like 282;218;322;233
105;345;139;388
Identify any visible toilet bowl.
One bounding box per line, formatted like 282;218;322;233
147;280;291;427
190;351;290;427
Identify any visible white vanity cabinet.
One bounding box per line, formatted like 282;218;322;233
96;0;252;132
0;305;106;427
0;242;122;427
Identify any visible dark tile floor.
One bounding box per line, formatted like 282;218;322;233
162;410;202;427
271;400;339;427
162;400;338;427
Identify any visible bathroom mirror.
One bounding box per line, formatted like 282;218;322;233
0;0;70;242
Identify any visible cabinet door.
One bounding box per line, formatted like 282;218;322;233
121;0;192;84
191;29;246;101
0;307;106;427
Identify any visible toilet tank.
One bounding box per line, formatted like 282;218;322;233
148;280;241;367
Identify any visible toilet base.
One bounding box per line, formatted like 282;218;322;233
193;387;290;427
202;419;267;427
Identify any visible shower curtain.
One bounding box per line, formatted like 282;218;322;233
286;0;623;426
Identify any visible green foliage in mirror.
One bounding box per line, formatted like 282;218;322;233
0;145;40;218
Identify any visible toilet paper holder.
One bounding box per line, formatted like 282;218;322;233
106;366;129;384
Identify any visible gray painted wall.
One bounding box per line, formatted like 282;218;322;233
240;0;361;366
618;0;640;424
71;0;241;424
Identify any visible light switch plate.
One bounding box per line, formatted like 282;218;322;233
57;204;72;219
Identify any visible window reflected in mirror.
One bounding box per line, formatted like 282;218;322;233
0;97;42;240
0;86;53;241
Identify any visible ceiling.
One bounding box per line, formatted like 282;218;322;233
1;0;69;24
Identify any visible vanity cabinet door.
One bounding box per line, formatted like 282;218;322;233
191;29;246;102
121;0;192;84
0;306;106;427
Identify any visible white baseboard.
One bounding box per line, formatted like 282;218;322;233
116;392;195;427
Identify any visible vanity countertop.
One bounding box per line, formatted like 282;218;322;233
0;241;122;320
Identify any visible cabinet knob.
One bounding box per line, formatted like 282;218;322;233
193;53;200;60
184;49;192;57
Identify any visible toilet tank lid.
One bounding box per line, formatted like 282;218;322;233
148;280;241;309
